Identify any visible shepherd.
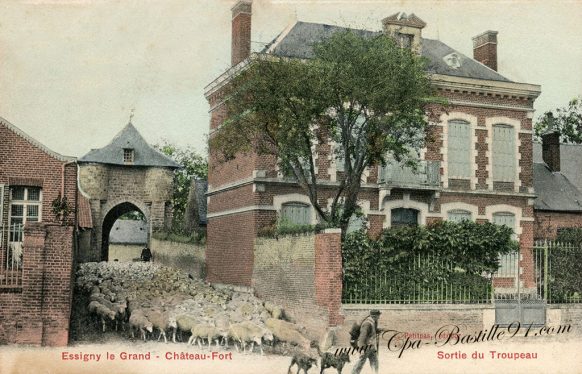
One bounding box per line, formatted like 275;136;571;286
351;309;382;374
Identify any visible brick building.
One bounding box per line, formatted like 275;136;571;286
205;2;541;290
0;117;77;346
532;132;582;239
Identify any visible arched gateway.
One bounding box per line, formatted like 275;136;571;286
77;122;180;261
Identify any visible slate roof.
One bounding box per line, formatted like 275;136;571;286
78;123;180;168
109;220;148;244
532;142;582;212
265;21;511;83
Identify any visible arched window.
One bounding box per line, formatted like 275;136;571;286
492;124;516;182
280;202;311;225
447;209;472;223
346;211;366;234
448;119;472;178
391;208;419;227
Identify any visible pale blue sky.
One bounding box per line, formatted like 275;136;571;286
1;0;581;158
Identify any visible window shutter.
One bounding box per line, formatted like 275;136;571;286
492;212;517;275
447;209;472;223
281;202;310;225
448;120;471;178
492;125;515;182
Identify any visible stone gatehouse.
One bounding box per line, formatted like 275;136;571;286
77;122;179;261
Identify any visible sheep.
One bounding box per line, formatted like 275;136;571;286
95;304;116;332
128;310;153;341
189;323;221;349
266;318;310;350
143;309;176;343
174;314;200;344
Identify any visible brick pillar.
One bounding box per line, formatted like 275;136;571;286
17;223;74;346
315;229;344;326
41;225;74;346
18;224;47;345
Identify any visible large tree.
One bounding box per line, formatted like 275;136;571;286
535;97;582;142
155;140;208;232
211;30;442;235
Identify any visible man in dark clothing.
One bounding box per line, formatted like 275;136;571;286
140;246;152;262
351;309;381;374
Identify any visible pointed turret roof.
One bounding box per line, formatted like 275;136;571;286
78;122;180;168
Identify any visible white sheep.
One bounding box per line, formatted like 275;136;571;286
144;309;176;344
189;323;221;349
175;314;200;344
265;318;310;350
128;310;153;341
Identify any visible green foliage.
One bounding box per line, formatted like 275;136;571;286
539;235;582;302
211;30;443;235
152;230;206;245
342;221;516;303
257;216;334;238
118;211;145;221
154;140;207;233
534;97;582;142
51;193;71;225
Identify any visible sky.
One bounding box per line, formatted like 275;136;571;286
0;0;581;158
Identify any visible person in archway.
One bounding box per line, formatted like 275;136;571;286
140;246;152;262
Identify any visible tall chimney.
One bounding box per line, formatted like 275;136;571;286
231;0;252;66
472;31;498;71
542;116;561;172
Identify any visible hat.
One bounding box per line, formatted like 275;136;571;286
370;309;381;316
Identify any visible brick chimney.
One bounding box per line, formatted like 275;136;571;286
542;130;561;172
472;31;498;71
231;0;252;66
382;12;426;54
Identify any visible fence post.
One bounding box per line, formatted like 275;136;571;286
544;240;549;302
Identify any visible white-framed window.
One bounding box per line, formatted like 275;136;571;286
492;124;516;182
335;144;346;173
391;208;419;227
447;119;472;178
280;202;311;226
9;186;42;242
492;212;517;276
447;209;472;223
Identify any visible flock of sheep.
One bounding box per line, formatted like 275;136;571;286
75;262;313;354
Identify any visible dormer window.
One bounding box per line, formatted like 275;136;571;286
397;33;414;49
123;149;134;164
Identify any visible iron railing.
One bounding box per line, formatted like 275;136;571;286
342;252;492;304
534;240;582;303
0;223;24;287
378;160;440;190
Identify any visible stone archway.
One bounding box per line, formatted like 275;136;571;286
77;122;180;263
100;200;149;261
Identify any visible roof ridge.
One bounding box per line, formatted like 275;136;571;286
0;116;76;162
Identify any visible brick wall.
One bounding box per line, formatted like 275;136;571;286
252;230;343;338
534;211;582;240
0;224;74;346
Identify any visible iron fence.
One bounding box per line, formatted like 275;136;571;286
534;240;582;303
342;252;493;304
0;223;24;287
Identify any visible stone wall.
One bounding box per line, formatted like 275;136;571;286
150;238;205;279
